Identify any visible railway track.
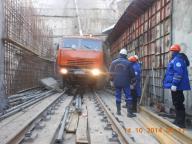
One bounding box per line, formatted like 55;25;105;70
93;92;134;144
0;92;73;144
102;90;192;144
0;89;191;144
95;91;159;144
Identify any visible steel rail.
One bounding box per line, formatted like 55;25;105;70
55;106;70;143
75;95;82;113
2;92;66;144
94;92;135;144
8;90;46;106
6;90;54;112
8;90;43;101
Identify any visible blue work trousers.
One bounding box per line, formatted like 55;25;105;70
115;86;132;104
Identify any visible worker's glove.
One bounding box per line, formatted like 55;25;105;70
171;85;177;92
110;81;114;87
130;85;134;90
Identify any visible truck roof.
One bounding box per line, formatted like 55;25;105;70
61;35;102;41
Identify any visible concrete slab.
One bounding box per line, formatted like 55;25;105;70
40;77;62;92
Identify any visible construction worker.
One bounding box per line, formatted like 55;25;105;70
163;44;191;128
128;55;142;112
109;48;136;117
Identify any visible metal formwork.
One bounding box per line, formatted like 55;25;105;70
108;0;172;105
3;0;55;95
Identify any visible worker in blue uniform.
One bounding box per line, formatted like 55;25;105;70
109;48;136;117
163;44;191;128
128;55;142;113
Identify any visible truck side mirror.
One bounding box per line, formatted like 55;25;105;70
57;44;59;50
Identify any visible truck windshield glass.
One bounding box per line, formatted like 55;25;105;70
62;38;102;50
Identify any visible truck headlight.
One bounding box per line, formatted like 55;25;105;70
91;68;101;76
60;68;68;74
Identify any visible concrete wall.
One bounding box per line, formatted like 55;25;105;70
164;0;192;115
0;0;8;112
32;0;131;55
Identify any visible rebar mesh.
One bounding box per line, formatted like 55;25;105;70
109;0;172;105
3;0;55;95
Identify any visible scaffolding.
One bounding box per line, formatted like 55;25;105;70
3;0;55;95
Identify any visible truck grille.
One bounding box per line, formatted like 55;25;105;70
67;59;96;68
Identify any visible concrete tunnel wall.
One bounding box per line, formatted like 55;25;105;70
164;0;192;115
0;0;8;111
172;0;192;115
32;0;131;56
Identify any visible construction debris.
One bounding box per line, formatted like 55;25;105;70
41;77;62;92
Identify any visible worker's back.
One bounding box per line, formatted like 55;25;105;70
109;54;135;88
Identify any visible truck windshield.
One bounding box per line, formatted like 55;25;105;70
62;38;102;50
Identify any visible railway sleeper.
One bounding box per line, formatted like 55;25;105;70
104;123;112;130
23;123;39;142
108;131;120;143
42;112;51;121
34;120;45;129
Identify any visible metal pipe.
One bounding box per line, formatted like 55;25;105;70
5;90;53;113
75;96;82;113
0;93;52;120
8;93;29;100
74;0;83;36
9;101;22;107
8;90;43;99
8;90;44;104
55;106;70;143
151;66;156;103
0;90;54;120
16;87;40;94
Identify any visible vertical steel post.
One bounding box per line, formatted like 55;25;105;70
0;0;8;112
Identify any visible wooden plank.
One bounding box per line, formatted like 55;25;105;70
66;112;79;133
138;114;179;144
139;75;150;105
76;103;88;144
140;107;192;144
64;133;76;144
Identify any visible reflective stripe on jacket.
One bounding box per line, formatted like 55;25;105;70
163;53;191;90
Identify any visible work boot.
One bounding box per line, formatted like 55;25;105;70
127;102;136;118
116;102;121;115
176;110;186;128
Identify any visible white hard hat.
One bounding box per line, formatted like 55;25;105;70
134;55;139;60
119;49;127;55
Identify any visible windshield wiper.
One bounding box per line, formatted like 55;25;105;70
63;46;77;50
82;44;92;49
